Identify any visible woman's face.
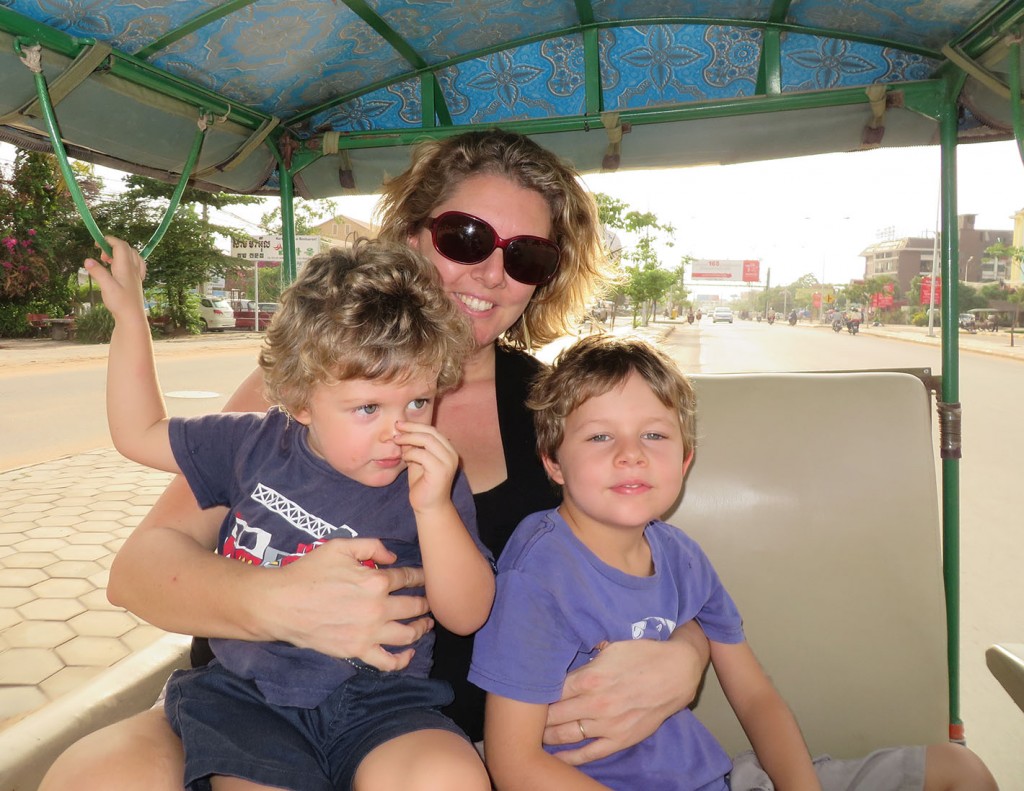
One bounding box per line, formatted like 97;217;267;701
410;173;553;349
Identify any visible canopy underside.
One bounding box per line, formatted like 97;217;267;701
1;1;1023;197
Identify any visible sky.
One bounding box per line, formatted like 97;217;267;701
4;138;1022;293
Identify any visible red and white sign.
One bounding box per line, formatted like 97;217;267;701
920;275;942;306
693;259;760;282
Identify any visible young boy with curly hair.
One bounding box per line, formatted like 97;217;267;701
87;237;494;791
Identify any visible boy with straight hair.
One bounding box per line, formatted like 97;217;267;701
469;334;996;790
86;237;494;791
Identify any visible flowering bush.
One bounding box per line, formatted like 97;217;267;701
0;229;49;300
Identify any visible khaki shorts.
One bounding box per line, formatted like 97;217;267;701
730;747;925;791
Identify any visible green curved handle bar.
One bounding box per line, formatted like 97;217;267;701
15;37;207;259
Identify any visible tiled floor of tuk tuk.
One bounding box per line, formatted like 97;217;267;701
0;450;173;729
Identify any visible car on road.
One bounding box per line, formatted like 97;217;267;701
712;306;734;324
198;297;235;331
229;300;278;330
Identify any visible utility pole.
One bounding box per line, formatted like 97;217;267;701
763;267;771;319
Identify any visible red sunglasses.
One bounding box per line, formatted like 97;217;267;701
426;211;560;286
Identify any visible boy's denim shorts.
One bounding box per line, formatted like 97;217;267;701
164;661;466;791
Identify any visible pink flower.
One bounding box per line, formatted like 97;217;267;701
27;229;36;236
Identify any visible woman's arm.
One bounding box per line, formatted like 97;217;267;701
713;640;820;791
107;369;435;670
542;620;709;764
485;694;610;791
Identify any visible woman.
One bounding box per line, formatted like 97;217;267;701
41;130;709;791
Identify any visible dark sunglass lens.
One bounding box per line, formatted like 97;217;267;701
505;239;560;285
435;214;494;264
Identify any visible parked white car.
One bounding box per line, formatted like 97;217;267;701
198;297;235;331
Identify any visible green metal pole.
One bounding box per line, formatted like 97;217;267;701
938;91;963;742
16;38;111;256
268;141;297;285
1008;37;1024;165
16;38;208;259
140;122;208;258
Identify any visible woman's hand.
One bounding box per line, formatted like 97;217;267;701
263;538;433;670
542;622;709;765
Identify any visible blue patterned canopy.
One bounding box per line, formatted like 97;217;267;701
1;1;1022;196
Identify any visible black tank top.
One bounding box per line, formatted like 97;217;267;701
431;344;560;741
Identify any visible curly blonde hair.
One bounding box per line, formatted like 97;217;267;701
375;129;614;349
528;335;697;462
259;240;474;413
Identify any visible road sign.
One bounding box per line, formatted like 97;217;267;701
921;275;942;305
693;259;760;281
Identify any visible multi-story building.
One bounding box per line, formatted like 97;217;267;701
860;214;1013;292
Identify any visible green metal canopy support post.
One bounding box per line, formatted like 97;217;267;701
14;39;208;258
1008;36;1024;165
269;141;297;285
937;91;963;742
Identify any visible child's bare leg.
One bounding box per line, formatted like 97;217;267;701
39;708;185;791
922;743;998;791
210;777;281;791
354;729;490;791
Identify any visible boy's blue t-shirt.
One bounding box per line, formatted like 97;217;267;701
169;407;488;709
469;509;744;791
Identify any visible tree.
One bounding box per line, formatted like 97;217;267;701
0;151;96;311
78;190;233;331
259;198;339;235
140;206;235;331
984;242;1024;329
594;192;681;324
122;175;264;225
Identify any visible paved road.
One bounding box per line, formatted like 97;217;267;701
0;333;267;471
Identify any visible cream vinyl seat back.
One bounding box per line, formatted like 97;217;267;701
0;371;949;789
675;371;949;759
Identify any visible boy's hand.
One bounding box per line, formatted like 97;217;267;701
83;236;147;321
393;421;458;514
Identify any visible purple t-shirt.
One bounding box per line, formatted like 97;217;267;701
468;509;743;791
169;407;488;708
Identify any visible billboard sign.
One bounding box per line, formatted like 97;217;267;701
231;235;324;263
693;259;760;281
920;275;942;306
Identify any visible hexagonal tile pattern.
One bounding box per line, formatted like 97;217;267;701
0;449;174;727
56;635;131;666
4;620;74;648
68;610;137;638
0;648;63;683
0;686;49;722
18;598;86;621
